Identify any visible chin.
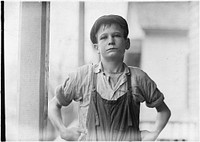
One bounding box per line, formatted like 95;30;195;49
105;54;124;61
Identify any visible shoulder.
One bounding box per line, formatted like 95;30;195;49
77;64;93;73
128;66;147;78
69;64;93;76
67;64;96;83
127;66;154;85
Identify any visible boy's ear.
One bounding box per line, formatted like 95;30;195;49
125;38;130;50
93;44;100;54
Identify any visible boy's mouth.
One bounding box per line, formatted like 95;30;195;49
106;48;118;51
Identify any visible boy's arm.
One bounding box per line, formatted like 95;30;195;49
48;96;84;141
141;101;171;141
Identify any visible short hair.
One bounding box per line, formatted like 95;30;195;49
90;15;129;44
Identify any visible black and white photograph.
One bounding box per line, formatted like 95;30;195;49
2;0;199;141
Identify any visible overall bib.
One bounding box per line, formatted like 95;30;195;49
86;70;141;141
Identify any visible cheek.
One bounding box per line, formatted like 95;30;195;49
98;40;107;45
118;41;126;50
98;43;106;50
99;47;105;53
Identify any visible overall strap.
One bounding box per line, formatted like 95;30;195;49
92;71;97;91
92;65;97;91
126;68;133;127
126;68;132;93
91;66;99;126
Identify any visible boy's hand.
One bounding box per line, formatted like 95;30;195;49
141;130;159;141
60;127;85;141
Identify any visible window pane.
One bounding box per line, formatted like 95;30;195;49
48;2;79;140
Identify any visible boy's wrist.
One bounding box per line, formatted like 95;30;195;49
141;130;159;141
152;129;160;138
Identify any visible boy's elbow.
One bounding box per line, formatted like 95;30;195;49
163;102;171;121
164;102;171;118
48;97;62;112
156;101;171;118
167;106;171;119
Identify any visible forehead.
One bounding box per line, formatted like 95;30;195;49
96;23;124;36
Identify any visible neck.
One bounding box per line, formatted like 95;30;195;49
101;59;124;74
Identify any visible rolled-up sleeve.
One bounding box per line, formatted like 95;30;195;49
55;65;93;106
56;70;84;106
55;85;71;106
138;71;164;108
55;76;74;106
145;88;164;108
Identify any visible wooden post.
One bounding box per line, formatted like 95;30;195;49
18;2;50;141
78;1;85;66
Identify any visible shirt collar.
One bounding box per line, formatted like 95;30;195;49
94;62;103;73
94;61;130;75
124;63;130;75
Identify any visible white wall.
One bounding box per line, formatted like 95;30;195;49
140;33;189;121
5;2;20;140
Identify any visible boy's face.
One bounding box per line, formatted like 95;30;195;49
95;23;130;61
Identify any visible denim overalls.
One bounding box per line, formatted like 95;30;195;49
86;69;141;141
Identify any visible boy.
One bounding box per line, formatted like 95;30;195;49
48;15;171;141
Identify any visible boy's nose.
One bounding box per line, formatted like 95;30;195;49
108;36;115;45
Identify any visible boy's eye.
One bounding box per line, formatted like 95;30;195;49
114;35;120;37
113;33;122;37
100;36;107;40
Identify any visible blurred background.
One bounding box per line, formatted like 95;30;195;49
4;1;199;141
